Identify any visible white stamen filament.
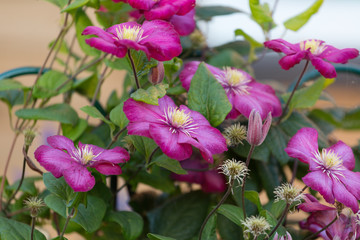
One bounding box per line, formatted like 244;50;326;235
160;107;198;137
114;25;148;42
72;145;102;166
312;149;345;181
300;40;328;55
215;67;251;95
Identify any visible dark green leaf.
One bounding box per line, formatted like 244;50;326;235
147;233;176;240
0;217;46;240
73;73;99;98
135;166;175;193
0;89;25;107
130;135;157;159
130;84;169;105
255;160;281;199
62;0;89;12
43;172;75;201
244;190;263;212
107;211;144;240
201;214;217;240
16;103;78;125
149;154;187;175
109;100;129;128
148;191;210;240
81;105;115;133
33;70;71;99
188;62;232;127
7;177;41;195
75;9;101;56
166;85;186;95
260;209;287;236
217;204;244;226
341;107;360;129
284;0;324;31
270;200;286;219
217;213;243;240
62;118;88;141
128;50;158;83
264;126;290;165
233;141;270;162
196;6;243;21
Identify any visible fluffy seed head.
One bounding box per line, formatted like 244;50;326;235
241;216;271;239
24;196;46;217
23;128;37;147
223;123;247;146
274;183;303;205
219;159;249;185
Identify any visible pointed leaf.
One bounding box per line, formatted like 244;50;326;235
147;233;176;240
81;105;115;134
33;70;71;99
62;118;88;141
217;204;244;226
0;79;28;91
130;84;169;105
0;217;46;240
107;211;144;240
62;0;90;12
109;100;129;128
244;190;263;212
149;154;188;175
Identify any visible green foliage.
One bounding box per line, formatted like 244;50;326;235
147;233;176;240
130;84;169;105
201;214;217;240
0;217;47;240
217;204;244;226
0;79;28;91
44;0;67;8
106;211;144;240
234;29;262;62
62;118;88;141
73;73;99;98
249;0;275;30
149;154;188;175
32;70;71;99
7;176;41;196
284;0;324;31
188;62;232;127
208;49;247;69
264;126;290;165
43;172;75;202
196;6;243;21
109;100;129;129
16;103;78;125
244;190;263;212
81;105;115;134
147;191;210;240
62;0;89;12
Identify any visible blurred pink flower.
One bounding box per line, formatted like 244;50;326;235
82;20;182;61
34;135;130;192
123;95;227;163
179;61;282;120
285;127;360;213
264;39;359;78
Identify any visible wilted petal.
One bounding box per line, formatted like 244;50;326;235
63;164;95;192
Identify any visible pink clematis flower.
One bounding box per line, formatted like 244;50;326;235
123;95;227;163
264;39;359;78
285;127;360;213
34;135;130;192
171;153;226;193
82;20;182;61
179;61;282;120
299;194;360;240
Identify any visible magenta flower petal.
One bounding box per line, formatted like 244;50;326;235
63;164;95;192
298;194;335;212
332;179;359;213
264;39;298;55
234;94;272;120
85;38;127;58
303;171;335;204
341;171;360;199
278;52;307;70
173;0;196;16
177;132;213;162
149;123;193;160
82;26;115;42
202;170;227;193
327;140;355;170
284;127;318;164
127;122;152;138
92;162;123;175
47;135;76;154
309;56;336;78
127;0;157;10
144;0;177;20
321;45;359;63
34;145;74;178
193;126;227;155
123;98;163;123
96;146;130;164
169;9;196;36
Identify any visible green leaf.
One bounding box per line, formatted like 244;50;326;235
147;233;176;240
130;135;158;159
0;79;28;91
166;85;186;95
7;177;41;195
233;141;270;162
217;204;244;226
0;90;25;108
264;126;290;165
188;62;232;127
163;57;182;82
62;118;88;141
284;0;324;31
16;103;78;125
249;0;274;29
81;105;115;134
208;49;247;69
73;73;99;98
135;165;176;193
107;211;144;240
201;214;217;240
217;214;244;240
234;29;262;62
341;107;360;129
0;217;46;240
260;210;287;236
130;84;169;105
127;50;158;83
270;200;286;219
62;0;89;12
33;70;71;99
244;190;263;212
104;58;131;72
44;0;68;8
149;154;187;175
75;9;100;56
196;6;243;21
43;172;75;201
148;191;210;240
109;100;129;128
255;160;281;199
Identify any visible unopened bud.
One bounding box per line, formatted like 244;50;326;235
189;29;207;49
24;196;45;218
23;128;37;147
274;232;292;240
223;123;247;146
274;183;303;205
219;159;249;185
241;216;271;239
247;110;272;146
148;62;164;85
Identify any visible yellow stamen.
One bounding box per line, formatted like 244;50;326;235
300;40;327;55
115;25;147;42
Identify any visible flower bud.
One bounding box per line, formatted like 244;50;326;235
241;216;271;239
219;159;249;185
274;183;303;205
247;110;272;146
23;128;37;147
189;29;207;49
223;123;247;146
24;196;45;218
274;232;292;240
148;62;164;85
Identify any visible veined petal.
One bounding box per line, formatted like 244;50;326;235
92;162;123;175
303;171;335;204
192;125;228;155
341;170;360;200
332;179;359;213
177;132;213;163
123;98;163;123
62;164;95;192
320;46;359;63
85;38;127;58
264;39;299;55
326;141;355;170
149;123;193;160
127;122;152;138
92;146;130;164
309;56;337;78
169;9;196;36
34;145;74;178
285;127;318;164
278;51;307;70
233;94;272;120
127;0;157;10
47;135;76;154
82;26;115;42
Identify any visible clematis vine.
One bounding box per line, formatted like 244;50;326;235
285;127;360;213
264;39;359;78
123;95;227;163
82;20;182;61
179;61;282;120
34;136;130;192
299;194;360;240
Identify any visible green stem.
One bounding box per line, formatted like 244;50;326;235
30;216;35;240
276;60;310;125
106;125;128;149
241;144;255;219
304;215;337;240
59;208;75;239
198;180;233;240
265;203;290;240
147;146;160;166
127;49;140;89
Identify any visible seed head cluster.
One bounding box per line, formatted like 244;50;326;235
223;123;247;146
274;183;303;205
241;215;271;239
219;159;249;185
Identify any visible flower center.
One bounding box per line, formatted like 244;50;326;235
114;25;148;42
299;40;327;55
215;67;251;95
313;149;345;181
72;145;101;166
161;107;198;137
